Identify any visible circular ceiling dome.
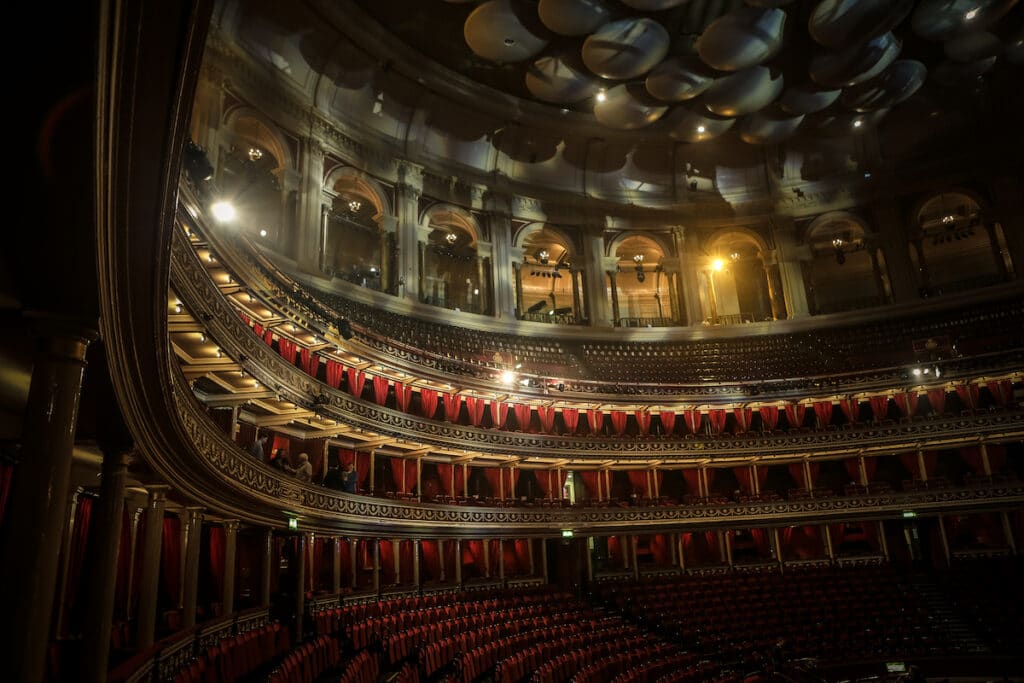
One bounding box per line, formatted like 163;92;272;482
696;6;787;71
645;57;715;102
810;31;902;86
944;31;1004;62
526;51;600;103
779;82;842;113
738;109;805;144
808;0;913;49
840;59;926;111
665;105;735;142
537;0;612;37
912;0;1020;42
464;0;551;63
703;65;785;117
593;82;669;129
582;17;670;80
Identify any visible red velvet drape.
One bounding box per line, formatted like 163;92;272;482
394;382;413;412
650;534;670;565
987;379;1013;406
356;452;371;490
785;403;806;429
627;470;649;496
161;517;182;609
734;467;754;494
399;540;414;584
562;408;579;434
538;406;556;434
708;409;727;434
420;388;439;419
379;541;396;585
813;401;833;427
869;396;890;421
782;525;822;560
578;471;603;499
346;367;366;398
336;448;356;468
610;411;628;436
390;458;413;494
299;348;319;377
682;469;702;495
843;458;861;483
659;410;676;435
955;384;979;411
311;536;325;593
899;451;938;479
926;388;947;415
421;540;440;581
759;406;779;431
436;463;454;497
209;526;226;601
749;528;771;557
490;400;509;429
960;446;1006;475
894;391;919;417
372;375;389;406
277;338;297;364
684;409;702;434
514;403;532;432
63;496;94;634
443;392;461;423
325;359;344;389
587;409;604;434
482;468;503;498
465;397;486;426
454;464;466;498
837;398;859;424
633;411;651;436
534;469;565;499
262;329;274;346
733;407;752;434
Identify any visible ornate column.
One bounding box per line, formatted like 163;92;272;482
53;487;83;639
870;201;918;303
295;137;325;274
585;539;594;582
80;450;130;683
454;540;463;586
372;538;380;593
438;539;446;582
674;227;705;326
772;528;783;567
541;540;549;583
570;268;583;322
528;539;535;575
773;218;811;318
126;507;142;619
395;161;425;302
182;507;205;628
869;248;892;304
222;521;239;616
763;257;786;320
677;534;686;572
722;531;733;567
916;444;929;482
1001;513;1016;555
608;270;620;324
485;191;516;319
878;522;889;560
260;529;273;607
823;524;834;560
498;539;505;582
393;539;401;586
979;443;992;477
413;539;421;588
136;485;170;648
351;539;358;590
333;538;342;594
512;262;525;317
582;229;613;326
484;539;492;578
858;455;869;486
318;203;330;272
0;318;96;683
936;518;951;566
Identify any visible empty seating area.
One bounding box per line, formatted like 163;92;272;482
932;557;1024;654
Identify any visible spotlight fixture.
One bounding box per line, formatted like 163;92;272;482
248;147;263;161
696;125;706;134
852;118;863;129
711;259;724;272
174;301;183;313
730;252;741;261
633;254;644;264
445;232;457;244
500;370;515;384
259;228;268;237
964;8;978;19
210;201;236;223
538;249;549;264
596;89;607;102
348;199;362;212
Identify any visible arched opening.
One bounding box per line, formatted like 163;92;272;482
217;115;289;249
701;232;773;325
609;235;673;327
420;209;491;315
805;212;883;315
912;191;1005;296
516;225;582;324
325;175;394;293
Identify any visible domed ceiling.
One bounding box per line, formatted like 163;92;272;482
356;0;1023;143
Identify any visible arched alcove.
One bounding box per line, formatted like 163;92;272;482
516;224;582;324
609;234;673;326
701;230;773;325
805;212;883;315
324;170;394;292
420;206;491;315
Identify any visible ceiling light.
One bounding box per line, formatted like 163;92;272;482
596;89;607;103
348;200;361;212
696;125;706;134
199;333;206;342
211;201;236;223
832;238;844;248
964;8;979;20
852;119;863;129
446;232;457;244
633;254;644;263
730;252;740;261
215;348;223;358
711;258;724;272
174;301;183;313
248;147;263;161
912;368;922;376
259;228;267;237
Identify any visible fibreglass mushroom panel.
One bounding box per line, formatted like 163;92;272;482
666;105;736;142
582;18;671;80
464;0;551;63
738;110;805;144
526;51;601;103
840;60;926;112
696;7;787;71
593;83;669;129
537;0;612;36
645;57;716;102
808;0;913;49
911;0;1020;41
703;66;784;117
779;83;842;114
810;32;901;86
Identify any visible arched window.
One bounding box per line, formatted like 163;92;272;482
420;208;491;315
218;115;289;247
805;213;885;315
609;235;673;327
701;232;773;325
516;225;582;324
912;191;1006;296
325;175;393;293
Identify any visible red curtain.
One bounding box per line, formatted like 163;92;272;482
535;469;566;499
838;398;859;424
785;403;806;429
955;384;979;411
682;469;702;495
421;540;440;581
987;444;1007;473
708;409;727;435
869;396;890;422
959;446;1005;476
987;379;1013;406
395;382;413;413
209;526;226;601
650;534;670;565
610;411;628;436
587;409;604;434
482;468;503;498
161;517;182;608
514;404;532;432
490;400;509;429
514;539;532;575
346;367;366;398
538;406;556;434
336;448;355;468
607;536;622;565
443;393;462;423
788;462;820;489
356;452;371;490
843;458;861;483
502;541;520;576
562;408;579;434
813;401;833;427
684;409;702;434
455;464;466;498
894;391;919;417
961;446;984;474
63;496;94;634
325;359;344;389
263;329;274;346
863;457;877;482
390;458;412;494
635;411;651;436
436;463;454;497
759;406;779;431
311;537;325;593
750;529;771;557
465;397;486;426
734;467;754;494
783;525;822;560
627;471;649;496
379;541;395;585
578;471;603;499
926;388;947;415
299;348;319;377
399;540;414;584
899;451;938;479
659;411;676;435
372;376;389;406
420;388;438;419
251;322;262;338
277;339;297;364
733;407;752;434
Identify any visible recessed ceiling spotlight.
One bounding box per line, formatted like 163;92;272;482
964;8;979;20
696;125;706;134
596;89;607;103
211;200;236;223
912;368;922;376
503;37;515;46
852;119;863;129
259;228;267;237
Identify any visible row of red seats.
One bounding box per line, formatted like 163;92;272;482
458;623;589;683
570;641;677;683
173;622;290;683
529;632;653;683
338;650;379;683
268;635;339;683
609;653;704;683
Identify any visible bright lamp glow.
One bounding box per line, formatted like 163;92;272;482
711;258;725;272
500;370;515;384
211;201;237;222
